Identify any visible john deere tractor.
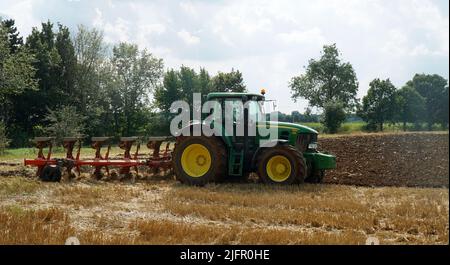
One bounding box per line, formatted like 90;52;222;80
172;91;336;185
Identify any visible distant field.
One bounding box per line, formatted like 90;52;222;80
0;146;125;160
0;145;156;161
300;121;447;134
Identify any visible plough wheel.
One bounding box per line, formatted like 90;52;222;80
39;165;62;182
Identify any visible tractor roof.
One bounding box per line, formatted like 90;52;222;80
206;92;265;101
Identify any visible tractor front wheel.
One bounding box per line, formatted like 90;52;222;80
256;145;306;185
172;136;227;186
305;170;325;183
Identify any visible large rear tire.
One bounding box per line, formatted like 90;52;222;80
172;136;227;186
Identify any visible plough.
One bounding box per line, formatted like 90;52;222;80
24;136;174;181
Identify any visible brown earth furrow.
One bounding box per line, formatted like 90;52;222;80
319;132;449;188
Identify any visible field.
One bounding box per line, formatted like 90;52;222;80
300;121;446;134
0;132;448;245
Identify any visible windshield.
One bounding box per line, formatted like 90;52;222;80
248;100;265;123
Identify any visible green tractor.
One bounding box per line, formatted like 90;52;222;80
172;91;336;185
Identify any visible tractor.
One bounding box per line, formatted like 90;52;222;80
172;91;336;185
24;91;335;185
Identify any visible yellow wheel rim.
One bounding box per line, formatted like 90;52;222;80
266;155;292;182
181;144;212;177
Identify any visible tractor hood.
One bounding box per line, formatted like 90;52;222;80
258;121;318;134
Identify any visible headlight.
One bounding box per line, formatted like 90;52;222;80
308;142;318;150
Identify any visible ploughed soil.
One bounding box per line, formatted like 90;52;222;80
319;132;449;188
0;132;448;188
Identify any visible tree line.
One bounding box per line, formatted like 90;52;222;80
290;44;449;133
1;19;449;151
0;19;245;148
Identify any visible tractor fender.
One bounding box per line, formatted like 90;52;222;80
250;139;289;170
176;121;230;148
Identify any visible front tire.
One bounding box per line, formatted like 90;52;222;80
172;136;227;186
256;145;306;184
305;170;325;183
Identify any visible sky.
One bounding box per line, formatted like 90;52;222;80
1;0;449;113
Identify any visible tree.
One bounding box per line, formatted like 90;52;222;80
407;74;448;130
321;101;346;134
55;23;77;106
290;44;359;110
6;21;81;145
436;86;449;128
0;23;37;100
291;111;301;123
73;25;106;114
111;42;164;135
0;19;23;53
303;107;319;122
43;106;85;144
395;85;426;131
0;21;37;147
179;65;199;105
210;69;246;92
198;67;211;95
0;121;10;154
357;78;397;131
72;25;118;137
154;69;181;113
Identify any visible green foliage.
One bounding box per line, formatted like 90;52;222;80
43;106;85;144
111;42;164;135
407;74;448;129
395;85;426;131
321;101;346;134
290;44;358;111
357;78;397;131
210;69;246;92
154;67;246;117
55;23;77;106
0;22;37;97
198;68;211;95
436;86;449;128
154;69;181;112
144;112;172;136
0;121;10;154
0;20;37;146
0;19;23;53
6;21;79;145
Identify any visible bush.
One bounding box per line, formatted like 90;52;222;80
43;106;85;144
0;121;10;154
321;101;346;134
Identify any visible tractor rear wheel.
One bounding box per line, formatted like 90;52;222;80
256;145;306;185
172;136;227;186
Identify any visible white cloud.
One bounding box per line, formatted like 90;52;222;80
179;1;197;17
177;29;200;45
278;28;326;45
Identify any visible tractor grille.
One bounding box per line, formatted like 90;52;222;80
296;133;317;152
